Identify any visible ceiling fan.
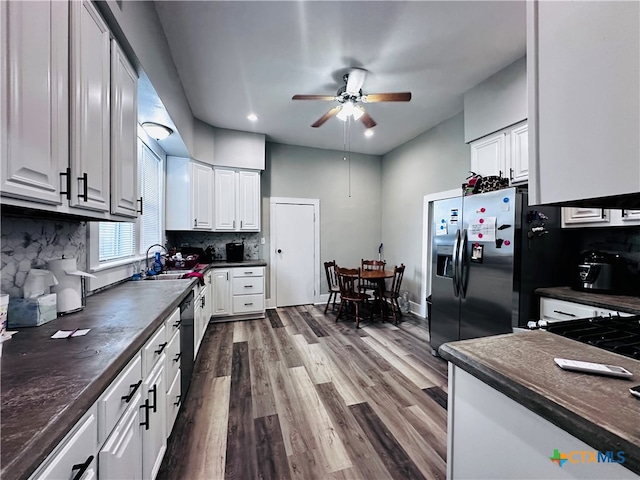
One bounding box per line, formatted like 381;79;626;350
292;68;412;128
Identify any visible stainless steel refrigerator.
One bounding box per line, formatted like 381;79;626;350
429;187;564;355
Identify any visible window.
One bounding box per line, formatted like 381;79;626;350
96;137;164;264
138;140;163;253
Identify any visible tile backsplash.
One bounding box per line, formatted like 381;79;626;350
1;216;87;298
165;231;261;260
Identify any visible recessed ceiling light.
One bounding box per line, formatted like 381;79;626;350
247;113;258;122
364;129;374;137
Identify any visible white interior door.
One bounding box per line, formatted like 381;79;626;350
273;202;316;307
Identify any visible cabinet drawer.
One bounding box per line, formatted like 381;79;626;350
540;298;597;322
233;267;264;278
97;353;142;443
232;294;264;313
142;324;167;378
32;405;98;480
164;307;181;341
232;277;264;295
166;369;181;435
166;328;181;383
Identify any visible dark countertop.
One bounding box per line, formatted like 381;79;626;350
536;286;640;314
439;331;640;476
1;279;195;480
206;259;267;269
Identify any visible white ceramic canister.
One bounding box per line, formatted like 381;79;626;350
47;257;96;314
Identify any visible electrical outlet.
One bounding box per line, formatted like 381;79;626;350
261;237;266;245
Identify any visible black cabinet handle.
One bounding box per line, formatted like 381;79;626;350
174;395;181;407
509;168;514;181
154;342;168;355
71;455;94;480
173;352;181;363
140;399;150;430
60;167;71;200
553;310;576;317
201;296;205;308
173;320;181;328
149;384;158;413
121;380;142;403
78;173;88;201
137;197;143;215
277;249;282;254
244;302;253;306
244;285;253;288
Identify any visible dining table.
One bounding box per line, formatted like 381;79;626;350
347;269;395;320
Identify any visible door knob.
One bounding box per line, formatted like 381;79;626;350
277;249;282;253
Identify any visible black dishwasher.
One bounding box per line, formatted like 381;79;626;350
179;290;195;398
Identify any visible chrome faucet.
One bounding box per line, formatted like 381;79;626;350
146;244;167;274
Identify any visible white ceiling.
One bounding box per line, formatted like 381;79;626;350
151;1;526;156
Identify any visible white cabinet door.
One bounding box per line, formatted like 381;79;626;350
191;162;213;230
70;0;111;213
509;123;528;185
238;170;261;231
528;1;640;205
211;269;231;317
562;207;609;226
470;132;506;178
166;370;181;436
214;167;237;230
33;406;99;480
621;210;640;224
142;358;167;480
0;0;69;206
110;38;138;218
99;391;144;480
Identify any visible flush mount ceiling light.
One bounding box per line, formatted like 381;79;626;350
364;128;374;137
141;122;173;141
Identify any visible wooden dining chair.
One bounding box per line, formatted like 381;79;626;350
360;259;386;296
382;264;405;324
323;260;340;314
335;266;371;328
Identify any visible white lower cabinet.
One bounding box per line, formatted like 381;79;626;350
194;278;210;358
33;308;181;480
142;357;167;480
540;297;633;324
99;390;143;480
211;268;231;317
30;405;99;480
211;266;266;319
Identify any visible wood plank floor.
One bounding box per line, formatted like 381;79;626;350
158;304;449;480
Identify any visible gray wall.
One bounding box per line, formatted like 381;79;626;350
381;111;470;305
263;143;383;296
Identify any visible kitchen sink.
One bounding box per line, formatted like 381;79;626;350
144;270;194;280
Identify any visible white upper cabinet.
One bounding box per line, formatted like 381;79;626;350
1;0;138;221
110;39;139;218
0;0;69;205
527;0;640;205
213;168;260;232
191;161;214;230
166;157;213;230
470;122;528;185
69;0;111;213
213;167;236;230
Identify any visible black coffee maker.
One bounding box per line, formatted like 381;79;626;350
226;242;244;262
575;250;621;293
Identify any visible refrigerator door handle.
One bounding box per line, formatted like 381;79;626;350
452;229;461;297
458;228;468;299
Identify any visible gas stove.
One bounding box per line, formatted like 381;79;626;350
545;315;640;360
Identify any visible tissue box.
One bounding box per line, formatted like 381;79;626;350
8;294;58;327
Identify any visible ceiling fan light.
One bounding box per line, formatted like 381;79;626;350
336;106;349;122
141;122;173;141
352;105;365;121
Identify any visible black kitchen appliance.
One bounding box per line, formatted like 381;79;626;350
575;250;622;293
546;314;640;361
179;291;195;397
226;242;244;262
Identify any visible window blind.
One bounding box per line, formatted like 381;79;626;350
99;222;135;261
139;141;163;254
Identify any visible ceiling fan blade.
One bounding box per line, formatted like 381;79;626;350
346;68;367;94
362;92;412;103
292;94;337;101
359;112;377;129
312;106;342;128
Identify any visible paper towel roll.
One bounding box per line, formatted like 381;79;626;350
47;257;96;314
23;269;58;299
